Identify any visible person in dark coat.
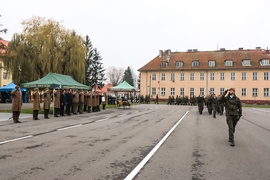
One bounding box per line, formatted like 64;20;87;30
210;94;218;118
197;93;205;115
60;89;66;116
65;89;73;116
10;85;23;123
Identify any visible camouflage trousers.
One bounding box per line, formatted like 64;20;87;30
198;103;204;114
226;115;239;141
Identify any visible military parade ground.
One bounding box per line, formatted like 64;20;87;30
0;103;269;180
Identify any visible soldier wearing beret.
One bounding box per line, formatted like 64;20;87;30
220;88;242;146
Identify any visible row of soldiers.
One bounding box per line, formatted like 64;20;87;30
166;95;197;105
32;88;104;120
197;93;225;118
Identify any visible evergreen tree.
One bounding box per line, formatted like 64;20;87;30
87;47;106;89
122;66;134;86
84;35;94;86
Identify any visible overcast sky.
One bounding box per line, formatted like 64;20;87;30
1;0;270;76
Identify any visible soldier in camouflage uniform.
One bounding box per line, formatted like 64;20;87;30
205;94;212;115
220;88;242;146
210;94;218;118
197;93;205;114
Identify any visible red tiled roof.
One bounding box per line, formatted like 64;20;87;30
139;49;270;71
101;84;113;93
0;39;8;54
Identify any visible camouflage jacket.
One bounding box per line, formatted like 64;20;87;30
221;94;242;116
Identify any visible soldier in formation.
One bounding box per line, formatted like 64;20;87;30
32;88;40;120
43;87;51;119
205;93;212;115
197;93;205;115
210;93;218;118
53;88;60;117
11;85;23;123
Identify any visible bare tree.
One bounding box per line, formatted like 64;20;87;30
106;66;124;86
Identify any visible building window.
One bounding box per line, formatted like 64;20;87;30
3;72;8;80
209;88;214;94
264;88;269;97
260;59;270;66
180;72;185;81
210;72;214;80
161;73;166;81
171;88;175;96
252;88;258;97
220;88;225;95
200;88;204;95
225;60;233;66
231;72;236;80
180;88;185;96
176;61;184;68
152;87;156;95
242;88;247;96
220;72;225;80
192;60;200;67
253;72;258;80
161;88;166;96
200;72;204;80
208;60;216;67
161;62;168;68
264;72;269;80
242;59;251;66
190;88;194;96
190;72;194;80
242;72;246;80
170;73;175;81
152;73;156;80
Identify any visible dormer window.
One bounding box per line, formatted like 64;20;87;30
192;60;200;67
242;59;251;66
161;62;168;68
260;59;270;66
208;60;216;67
176;61;184;68
225;60;233;66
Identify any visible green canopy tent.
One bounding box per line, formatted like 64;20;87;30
108;81;137;107
21;73;90;90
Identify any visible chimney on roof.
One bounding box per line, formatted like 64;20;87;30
220;48;226;51
238;47;244;50
166;49;171;62
193;49;198;52
256;47;261;50
187;49;192;52
159;50;163;58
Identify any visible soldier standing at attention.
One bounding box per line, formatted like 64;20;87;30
78;90;84;114
65;89;72;116
72;90;79;115
11;85;23;123
210;94;218;118
60;89;66;116
43;87;51;119
53;88;60;117
220;88;242;146
197;93;205;115
32;88;40;120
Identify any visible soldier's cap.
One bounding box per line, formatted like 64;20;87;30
228;88;235;91
34;88;39;91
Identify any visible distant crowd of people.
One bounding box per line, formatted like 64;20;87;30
10;86;106;123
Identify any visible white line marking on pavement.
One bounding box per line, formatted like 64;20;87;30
95;118;109;122
124;110;190;180
252;108;270;113
57;124;82;131
0;135;33;145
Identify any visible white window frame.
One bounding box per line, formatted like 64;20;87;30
253;72;258;80
260;59;270;66
152;73;156;81
152;87;156;95
192;60;200;67
161;73;166;81
242;88;247;96
210;72;214;80
264;88;269;97
176;61;184;68
220;72;225;81
208;60;216;67
171;88;175;96
242;59;251;66
200;88;204;96
225;60;233;66
180;72;185;81
161;87;166;96
180;88;185;96
209;88;215;94
170;73;175;81
220;88;225;95
242;72;246;80
264;72;269;80
200;72;204;80
231;72;236;81
252;88;258;97
190;72;194;80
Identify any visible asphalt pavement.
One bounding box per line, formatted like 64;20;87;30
0;104;269;180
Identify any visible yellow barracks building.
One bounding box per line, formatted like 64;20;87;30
138;48;270;104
